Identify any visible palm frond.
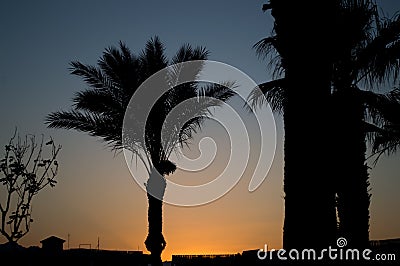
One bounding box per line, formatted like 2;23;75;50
48;37;235;168
253;36;284;77
361;87;400;162
356;14;400;87
45;110;123;150
253;36;278;60
198;81;236;104
69;61;113;90
98;42;140;93
178;117;205;145
168;45;209;87
369;89;400;158
160;82;236;157
139;36;168;78
171;44;209;64
371;122;400;163
247;78;286;113
73;88;123;115
362;88;400;126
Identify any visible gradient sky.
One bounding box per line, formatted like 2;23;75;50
1;0;400;261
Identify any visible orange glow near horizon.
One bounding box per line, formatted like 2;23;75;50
2;130;400;262
2;129;284;262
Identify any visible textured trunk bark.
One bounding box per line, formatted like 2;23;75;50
282;63;337;250
335;88;370;248
272;0;339;250
145;169;166;266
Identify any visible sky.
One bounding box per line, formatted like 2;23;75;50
1;0;400;262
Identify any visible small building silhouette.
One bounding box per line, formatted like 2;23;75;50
40;236;66;253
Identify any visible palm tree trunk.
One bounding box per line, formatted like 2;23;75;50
282;64;337;250
145;169;166;266
271;0;339;250
335;88;370;248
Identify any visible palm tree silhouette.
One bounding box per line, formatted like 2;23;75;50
252;0;400;248
331;1;400;247
46;37;234;265
252;0;339;250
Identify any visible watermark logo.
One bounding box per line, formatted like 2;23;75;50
336;237;347;248
122;60;276;206
257;237;397;262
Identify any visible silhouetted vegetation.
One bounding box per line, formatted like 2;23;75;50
46;37;234;266
251;0;400;250
252;0;340;250
372;96;400;161
0;130;61;243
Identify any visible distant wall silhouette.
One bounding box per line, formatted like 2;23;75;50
0;247;149;266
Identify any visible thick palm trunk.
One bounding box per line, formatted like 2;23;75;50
282;65;337;250
335;88;370;248
270;0;339;250
145;169;166;266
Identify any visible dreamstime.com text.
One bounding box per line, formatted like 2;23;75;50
257;238;397;262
